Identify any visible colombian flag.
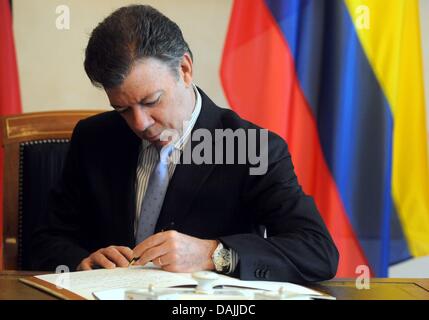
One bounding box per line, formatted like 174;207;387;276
221;0;429;277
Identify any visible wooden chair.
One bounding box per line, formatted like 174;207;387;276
0;110;100;270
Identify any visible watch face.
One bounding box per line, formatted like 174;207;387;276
220;249;230;265
214;248;231;272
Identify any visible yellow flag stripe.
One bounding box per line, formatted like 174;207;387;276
345;0;429;256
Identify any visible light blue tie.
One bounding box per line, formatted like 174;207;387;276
135;144;174;244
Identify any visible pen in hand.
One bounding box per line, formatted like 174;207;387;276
128;257;138;266
128;226;172;267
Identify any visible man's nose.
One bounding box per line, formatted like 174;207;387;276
131;107;154;131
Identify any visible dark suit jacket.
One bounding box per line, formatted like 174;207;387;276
30;89;339;283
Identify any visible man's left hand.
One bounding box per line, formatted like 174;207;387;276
132;230;218;272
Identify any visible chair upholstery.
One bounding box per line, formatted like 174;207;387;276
0;111;100;270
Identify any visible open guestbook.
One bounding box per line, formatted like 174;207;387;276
20;264;335;300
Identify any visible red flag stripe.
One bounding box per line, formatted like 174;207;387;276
0;0;23;268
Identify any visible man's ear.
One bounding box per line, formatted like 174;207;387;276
180;53;193;87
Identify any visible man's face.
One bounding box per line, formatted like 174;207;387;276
106;55;195;147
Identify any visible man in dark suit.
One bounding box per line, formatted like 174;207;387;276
31;5;338;283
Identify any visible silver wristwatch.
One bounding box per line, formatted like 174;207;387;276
211;242;231;273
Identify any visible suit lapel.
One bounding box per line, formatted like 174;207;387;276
156;90;223;231
108;116;141;246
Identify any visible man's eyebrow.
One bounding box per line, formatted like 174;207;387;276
110;90;163;110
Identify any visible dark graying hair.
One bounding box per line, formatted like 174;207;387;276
84;5;193;89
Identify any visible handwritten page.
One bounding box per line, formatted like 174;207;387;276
34;264;327;300
35;264;197;300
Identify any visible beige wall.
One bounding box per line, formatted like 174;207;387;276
13;0;233;112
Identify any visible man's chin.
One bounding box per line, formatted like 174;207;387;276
141;132;175;147
154;139;172;148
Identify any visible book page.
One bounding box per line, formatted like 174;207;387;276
33;264;327;300
35;264;197;300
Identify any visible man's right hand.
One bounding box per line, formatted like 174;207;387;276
77;246;134;271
